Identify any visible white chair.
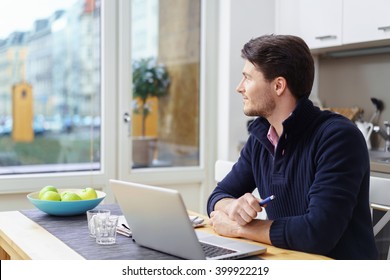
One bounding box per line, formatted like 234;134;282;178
214;160;235;182
214;160;267;219
370;176;390;260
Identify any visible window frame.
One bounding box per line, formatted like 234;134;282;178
0;0;117;197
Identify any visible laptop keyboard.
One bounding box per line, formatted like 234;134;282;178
200;242;237;258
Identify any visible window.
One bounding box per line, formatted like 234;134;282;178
0;0;101;175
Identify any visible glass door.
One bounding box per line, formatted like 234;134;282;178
117;0;218;213
131;0;201;170
119;0;202;174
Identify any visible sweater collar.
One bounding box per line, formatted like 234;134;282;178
282;97;320;136
248;97;320;141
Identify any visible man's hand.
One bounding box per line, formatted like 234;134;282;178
209;210;241;237
215;193;262;225
210;209;273;244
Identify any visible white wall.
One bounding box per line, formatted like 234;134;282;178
217;0;275;162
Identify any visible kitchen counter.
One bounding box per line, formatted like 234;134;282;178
371;161;390;175
369;149;390;175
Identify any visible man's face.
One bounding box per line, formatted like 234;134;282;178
236;60;276;118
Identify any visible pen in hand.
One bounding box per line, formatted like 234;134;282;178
259;195;275;206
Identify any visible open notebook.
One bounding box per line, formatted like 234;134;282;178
110;179;266;260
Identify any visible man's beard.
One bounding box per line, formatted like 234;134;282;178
243;99;275;118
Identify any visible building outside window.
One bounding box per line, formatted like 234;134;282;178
0;0;101;175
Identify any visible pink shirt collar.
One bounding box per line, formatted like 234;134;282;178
267;125;279;150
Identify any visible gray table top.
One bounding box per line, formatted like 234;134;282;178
21;204;181;260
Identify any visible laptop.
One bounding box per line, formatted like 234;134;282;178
110;179;267;260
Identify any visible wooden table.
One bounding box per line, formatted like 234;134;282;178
0;210;330;260
192;211;331;260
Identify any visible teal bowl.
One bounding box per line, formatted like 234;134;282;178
27;189;106;216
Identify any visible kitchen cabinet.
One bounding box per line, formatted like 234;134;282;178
275;0;300;36
343;0;390;45
298;0;343;49
276;0;343;49
276;0;390;50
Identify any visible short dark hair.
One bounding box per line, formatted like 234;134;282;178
241;34;314;99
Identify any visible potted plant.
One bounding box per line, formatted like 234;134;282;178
132;57;170;137
131;57;170;166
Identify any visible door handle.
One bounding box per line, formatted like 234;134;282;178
123;112;131;136
315;35;337;40
123;112;131;123
378;26;390;32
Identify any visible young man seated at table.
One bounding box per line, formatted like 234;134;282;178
207;34;378;260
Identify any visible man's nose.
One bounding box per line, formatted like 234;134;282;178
236;79;244;93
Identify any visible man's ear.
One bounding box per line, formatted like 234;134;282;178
274;77;287;96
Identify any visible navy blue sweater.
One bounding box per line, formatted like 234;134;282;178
207;98;378;260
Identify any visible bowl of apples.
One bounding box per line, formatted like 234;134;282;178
27;186;106;216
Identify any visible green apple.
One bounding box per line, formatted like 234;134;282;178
60;191;70;200
40;190;61;201
61;192;82;201
39;185;58;199
78;187;98;200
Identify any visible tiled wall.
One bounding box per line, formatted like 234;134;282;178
318;52;390;149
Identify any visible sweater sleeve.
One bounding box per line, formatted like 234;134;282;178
269;119;371;257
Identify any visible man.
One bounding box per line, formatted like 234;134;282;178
207;34;378;260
